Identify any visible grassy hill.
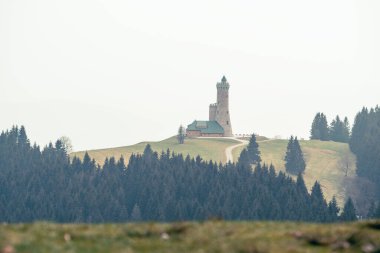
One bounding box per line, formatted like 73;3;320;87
72;137;241;165
232;139;375;213
71;138;375;214
1;221;380;253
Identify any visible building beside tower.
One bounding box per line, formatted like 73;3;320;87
186;76;233;137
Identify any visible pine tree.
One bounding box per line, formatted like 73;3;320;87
319;113;330;141
343;117;351;142
285;136;306;174
310;181;328;222
340;198;357;222
374;203;380;219
131;204;142;222
310;113;329;141
18;126;30;147
327;196;340;221
310;113;322;140
177;125;185;144
237;149;250;167
246;134;261;165
367;202;376;219
329;116;350;143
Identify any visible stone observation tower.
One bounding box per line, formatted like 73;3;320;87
186;76;233;137
209;76;233;136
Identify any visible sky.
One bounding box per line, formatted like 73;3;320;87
0;0;379;151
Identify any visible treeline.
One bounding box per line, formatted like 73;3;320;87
310;107;380;215
0;126;358;223
310;113;350;142
349;106;380;188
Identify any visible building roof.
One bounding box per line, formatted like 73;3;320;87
187;120;225;134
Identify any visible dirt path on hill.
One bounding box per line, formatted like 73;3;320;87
225;138;248;163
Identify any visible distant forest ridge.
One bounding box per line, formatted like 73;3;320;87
0;126;356;223
1;105;379;222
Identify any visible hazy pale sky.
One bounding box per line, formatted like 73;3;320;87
0;0;379;151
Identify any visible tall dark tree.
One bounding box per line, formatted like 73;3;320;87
374;203;380;219
349;106;380;202
329;115;350;143
285;136;306;174
310;113;330;141
310;181;328;222
327;196;340;222
310;113;322;140
367;202;377;219
340;198;357;222
131;204;142;221
246;134;261;165
177;125;186;144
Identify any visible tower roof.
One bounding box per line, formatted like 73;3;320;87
217;75;230;89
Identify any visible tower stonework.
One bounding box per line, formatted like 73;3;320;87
213;76;233;136
186;76;233;138
209;103;217;121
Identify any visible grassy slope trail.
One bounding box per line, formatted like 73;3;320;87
225;138;249;163
1;221;380;253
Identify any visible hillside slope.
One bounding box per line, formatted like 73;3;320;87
1;221;380;253
72;137;240;165
233;139;375;213
71;138;375;213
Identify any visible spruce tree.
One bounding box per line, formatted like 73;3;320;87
285;136;306;174
310;113;329;141
367;202;376;219
327;196;340;221
329;115;350;143
246;134;261;165
238;134;261;167
310;113;322;140
310;181;328;222
131;204;142;222
343;117;351;142
177;125;185;144
319;113;330;141
340;198;357;221
237;149;250;167
374;203;380;219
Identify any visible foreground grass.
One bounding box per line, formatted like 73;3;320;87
72;137;240;165
1;221;380;253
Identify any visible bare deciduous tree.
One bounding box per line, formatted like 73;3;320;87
339;152;354;177
59;136;73;154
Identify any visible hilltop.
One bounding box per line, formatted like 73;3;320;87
72;136;241;165
71;137;375;214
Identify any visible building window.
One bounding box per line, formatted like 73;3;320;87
227;121;229;125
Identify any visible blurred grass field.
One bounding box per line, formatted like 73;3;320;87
1;221;380;253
